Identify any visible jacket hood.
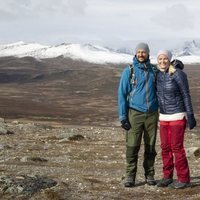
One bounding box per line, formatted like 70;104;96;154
171;59;184;70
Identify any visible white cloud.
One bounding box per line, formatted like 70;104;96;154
152;4;194;30
0;0;87;19
0;0;200;47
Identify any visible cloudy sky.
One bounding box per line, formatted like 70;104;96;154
0;0;200;48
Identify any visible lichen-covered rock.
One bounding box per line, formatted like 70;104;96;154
0;175;57;196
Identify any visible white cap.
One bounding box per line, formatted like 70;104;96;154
157;49;172;61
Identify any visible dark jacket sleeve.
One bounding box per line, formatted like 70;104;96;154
173;69;194;115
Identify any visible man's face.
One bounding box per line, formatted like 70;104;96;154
136;49;148;63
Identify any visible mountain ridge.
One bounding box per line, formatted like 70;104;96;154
0;40;200;64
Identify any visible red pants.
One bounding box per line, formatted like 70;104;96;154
160;119;190;183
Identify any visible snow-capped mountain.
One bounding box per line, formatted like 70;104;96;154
173;40;200;57
117;40;200;64
149;40;200;64
0;41;200;64
116;47;134;55
0;41;132;64
169;40;200;64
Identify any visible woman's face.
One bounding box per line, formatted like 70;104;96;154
157;54;170;70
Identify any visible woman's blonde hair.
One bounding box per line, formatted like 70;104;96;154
168;64;176;75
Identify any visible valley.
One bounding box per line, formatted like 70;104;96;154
0;57;199;200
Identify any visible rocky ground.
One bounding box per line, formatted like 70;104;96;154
0;58;199;199
0;119;200;200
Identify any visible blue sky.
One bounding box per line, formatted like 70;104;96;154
0;0;200;48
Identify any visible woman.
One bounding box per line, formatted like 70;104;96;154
156;50;196;189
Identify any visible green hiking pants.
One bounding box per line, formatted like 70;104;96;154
125;109;158;178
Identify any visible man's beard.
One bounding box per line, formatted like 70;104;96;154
136;55;149;63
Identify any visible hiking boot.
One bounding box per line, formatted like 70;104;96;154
157;178;173;187
145;176;157;186
168;181;191;189
124;177;135;187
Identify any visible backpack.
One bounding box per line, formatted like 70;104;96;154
129;64;157;86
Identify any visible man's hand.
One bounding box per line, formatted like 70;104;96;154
121;119;131;131
187;114;197;130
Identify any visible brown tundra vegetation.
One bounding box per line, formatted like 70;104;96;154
0;57;199;200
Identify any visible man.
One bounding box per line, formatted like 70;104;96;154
118;42;158;187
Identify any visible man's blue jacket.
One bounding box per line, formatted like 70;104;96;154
118;57;158;121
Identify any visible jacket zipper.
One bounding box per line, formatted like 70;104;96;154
163;72;166;113
144;64;150;112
